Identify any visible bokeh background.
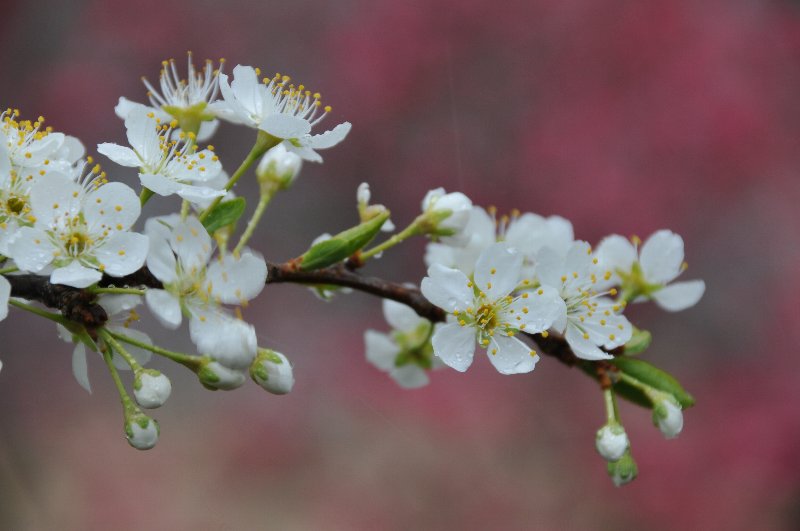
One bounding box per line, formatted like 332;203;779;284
1;0;799;529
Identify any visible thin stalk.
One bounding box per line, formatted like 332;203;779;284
108;330;203;370
360;221;423;260
233;190;275;255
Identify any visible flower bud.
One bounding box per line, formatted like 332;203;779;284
125;412;159;450
250;349;294;395
653;398;683;439
198;361;247;390
595;423;629;462
256;143;302;192
607;449;638;487
133;369;172;409
420;188;472;245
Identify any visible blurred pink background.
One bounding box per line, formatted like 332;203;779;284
1;0;799;529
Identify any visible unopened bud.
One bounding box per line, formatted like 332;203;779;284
198;360;247;390
653;398;683;439
595;423;629;462
133;369;172;409
607;449;638;487
250;349;294;395
125;412;159;450
420;188;472;245
256;143;302;192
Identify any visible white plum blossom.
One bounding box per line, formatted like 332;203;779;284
59;294;153;393
116;53;224;142
364;298;444;388
98;108;225;205
144;215;266;369
596;230;705;312
536;241;633;360
9;173;148;288
425;206;574;279
421;242;563;374
210;65;351;162
1;110;66;180
420;188;473;246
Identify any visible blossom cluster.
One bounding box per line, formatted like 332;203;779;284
1;53;703;486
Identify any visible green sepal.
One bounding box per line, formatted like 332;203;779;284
61;321;99;353
612;357;695;408
201;197;246;234
623;327;652;355
299;211;390;271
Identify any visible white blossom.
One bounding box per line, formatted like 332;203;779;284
364;299;444;388
536;241;633;360
98;108;225;205
596;230;705;312
210;65;351;162
421;242;563;374
256;143;303;189
116;53;224;142
9;173;148;288
144;215;266;369
134;370;172;409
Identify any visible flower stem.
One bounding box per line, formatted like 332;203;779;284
8;299;69;325
198;132;280;223
107;330;203;370
140;187;155;207
603;388;620;424
98;328;143;371
232;189;275;255
617;371;666;403
102;343;136;413
0;266;18;274
89;287;146;296
360;219;423;260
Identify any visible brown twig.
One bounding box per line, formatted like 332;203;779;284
4;261;594;368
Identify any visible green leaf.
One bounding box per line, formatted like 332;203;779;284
612;357;695;408
623;327;652;355
201;197;246;234
299;211;390;271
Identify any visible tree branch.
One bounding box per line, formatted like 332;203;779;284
3;261;589;368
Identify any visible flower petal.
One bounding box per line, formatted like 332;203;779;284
566;324;613;360
504;286;565;333
652;280;705;312
431;322;476;372
382;299;426;333
108;325;153;368
84;182;141;234
8;227;53;272
97;143;142;168
72;343;92;393
596;235;637;276
486;334;539;375
171;217;213;272
640;230;684;284
145;289;182;329
474;242;523;300
364;330;399;371
420;264;473;313
389;365;430;389
189;311;256;369
260;114;312;139
307;122;351;149
145;233;177;284
205;251;267;304
0;276;9;321
94;232;149;277
51;261;102;288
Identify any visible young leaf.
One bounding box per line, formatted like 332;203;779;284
612;357;695;408
201;197;246;234
299;211;390;271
